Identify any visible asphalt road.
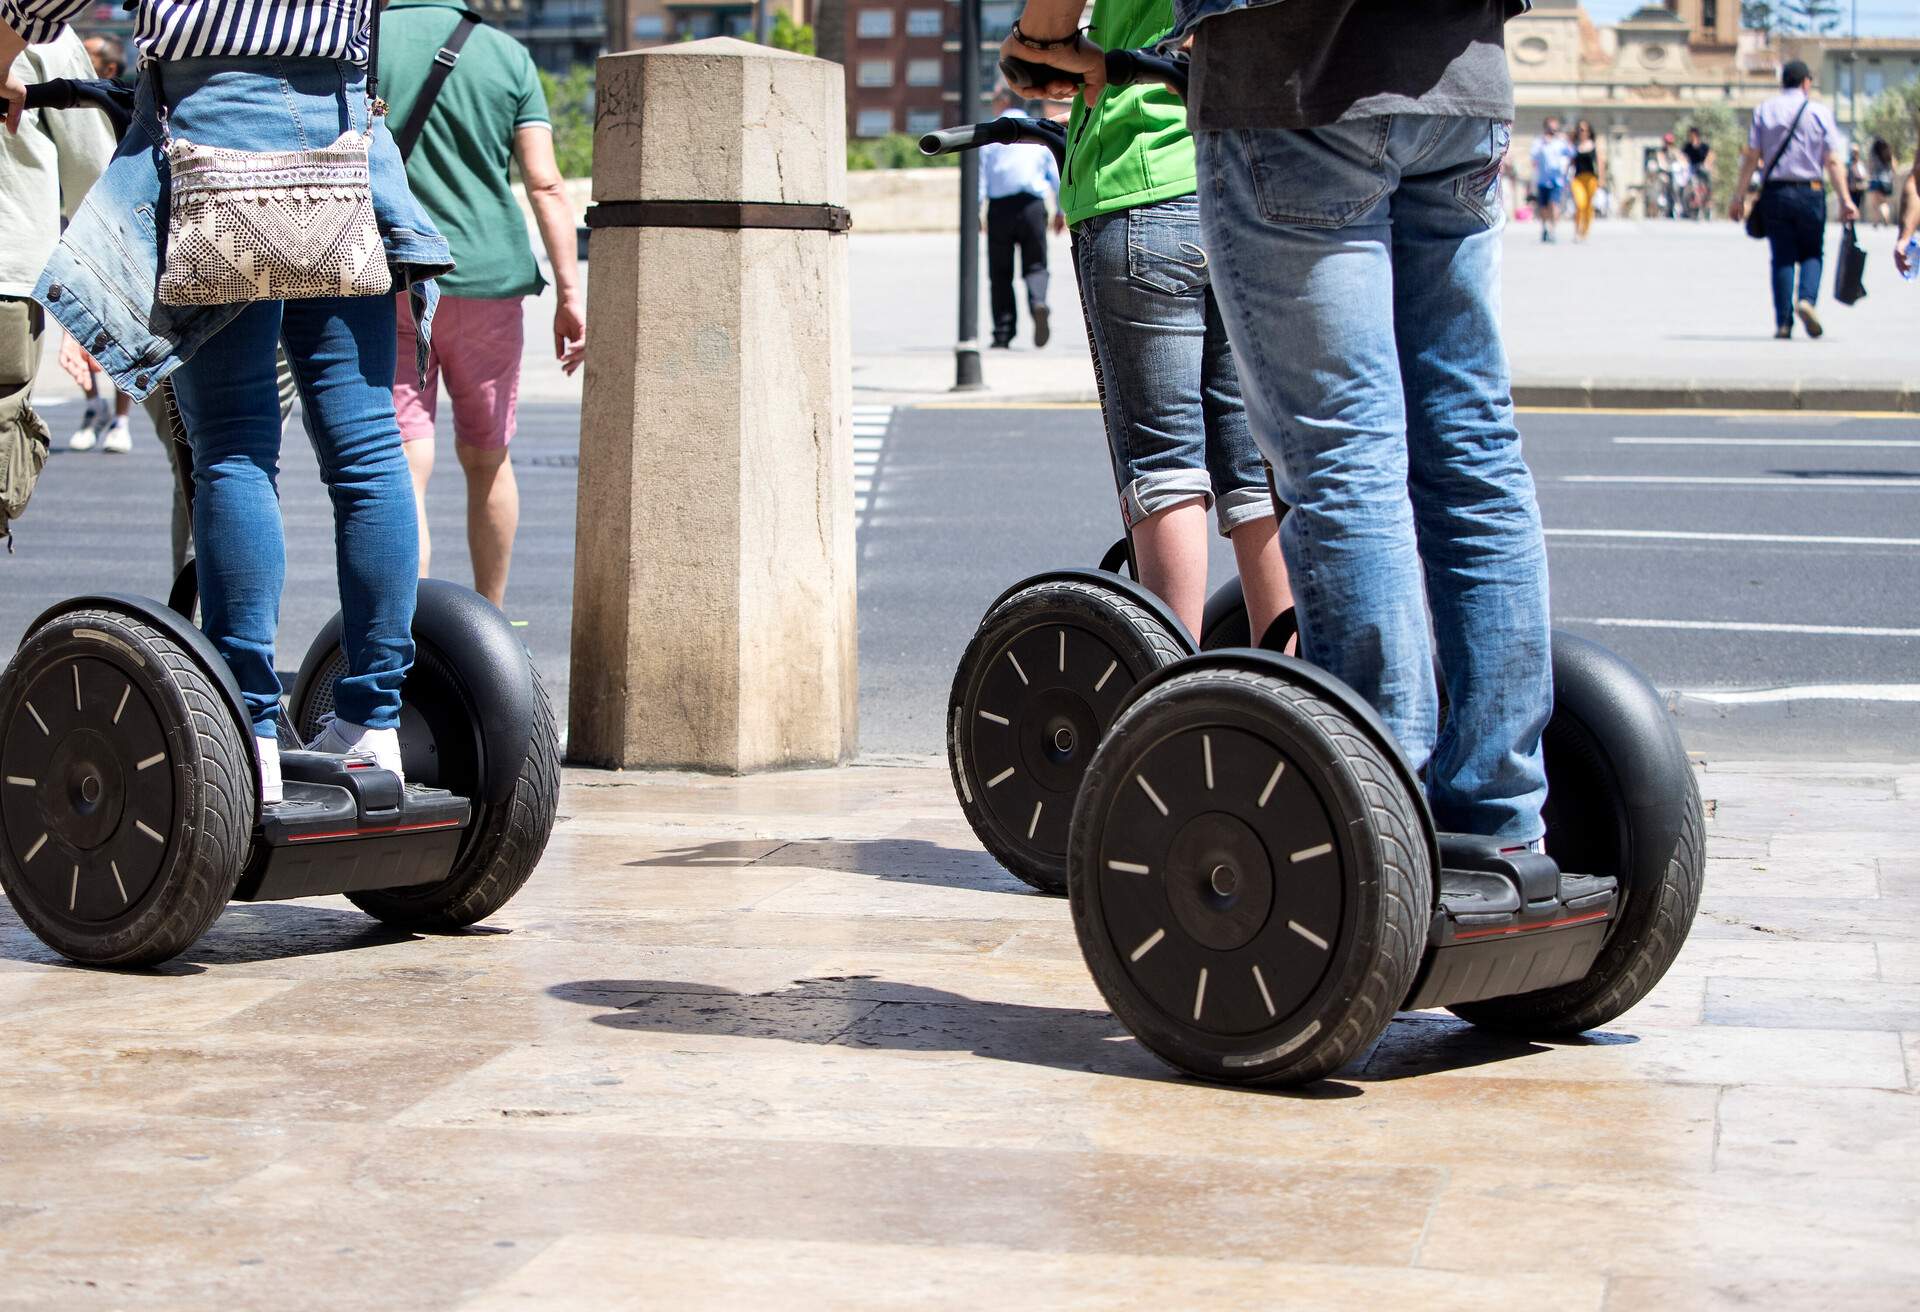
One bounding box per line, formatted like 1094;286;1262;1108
5;397;1915;760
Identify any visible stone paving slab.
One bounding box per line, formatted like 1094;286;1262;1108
1;757;1916;1308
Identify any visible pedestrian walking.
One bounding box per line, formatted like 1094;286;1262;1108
58;31;136;454
1845;143;1868;221
1681;125;1712;218
980;87;1064;349
1057;0;1291;643
3;0;454;804
1530;116;1572;242
1569;119;1603;240
1729;59;1857;341
1866;139;1895;227
379;0;584;610
1003;0;1558;852
0;25;112;547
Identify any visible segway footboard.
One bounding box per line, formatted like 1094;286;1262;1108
1404;837;1619;1010
234;752;470;903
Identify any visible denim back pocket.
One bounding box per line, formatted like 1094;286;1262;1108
1240;119;1391;230
1453;118;1512;227
1125;200;1211;297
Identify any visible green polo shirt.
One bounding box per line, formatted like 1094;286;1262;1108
1060;0;1195;227
380;0;551;298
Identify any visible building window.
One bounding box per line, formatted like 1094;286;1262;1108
856;107;895;137
857;59;894;87
856;8;894;37
1864;63;1884;97
1701;0;1715;27
983;3;1017;32
906;107;943;134
632;14;664;38
906;8;942;37
905;57;942;87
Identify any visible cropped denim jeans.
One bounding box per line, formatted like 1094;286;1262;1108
1072;192;1275;536
1196;116;1552;842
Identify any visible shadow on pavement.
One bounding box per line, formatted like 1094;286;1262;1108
0;901;459;972
625;837;1034;895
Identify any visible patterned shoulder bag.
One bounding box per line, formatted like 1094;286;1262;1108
154;12;393;307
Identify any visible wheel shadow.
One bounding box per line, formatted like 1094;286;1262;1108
548;975;1621;1091
624;837;1039;896
0;900;491;973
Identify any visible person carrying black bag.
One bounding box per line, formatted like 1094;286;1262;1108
1730;59;1858;340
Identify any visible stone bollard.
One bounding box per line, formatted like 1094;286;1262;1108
569;37;856;772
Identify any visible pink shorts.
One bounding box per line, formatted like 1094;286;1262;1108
394;292;524;450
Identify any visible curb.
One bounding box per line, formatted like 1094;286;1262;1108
1512;381;1919;413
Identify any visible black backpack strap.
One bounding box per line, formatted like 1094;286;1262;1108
392;13;480;161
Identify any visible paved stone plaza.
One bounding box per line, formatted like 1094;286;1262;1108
2;757;1916;1308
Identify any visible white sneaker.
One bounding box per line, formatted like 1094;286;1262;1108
258;735;283;806
67;413;100;451
305;713;405;783
101;418;132;453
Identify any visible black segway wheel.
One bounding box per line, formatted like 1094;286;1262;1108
949;579;1187;894
1447;641;1706;1035
1069;662;1430;1085
0;606;252;965
292;611;561;930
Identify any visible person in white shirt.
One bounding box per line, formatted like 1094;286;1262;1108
979;87;1065;348
0;26;113;545
1529;117;1574;243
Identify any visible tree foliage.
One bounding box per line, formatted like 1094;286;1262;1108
847;133;959;170
1859;77;1920;163
537;65;596;179
1772;0;1841;33
767;11;816;55
1670;102;1746;202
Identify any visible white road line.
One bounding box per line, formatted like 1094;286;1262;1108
1678;684;1920;704
1560;474;1920;488
851;405;892;515
1571;617;1920;639
1130;928;1166;962
1546;528;1920;548
1613;436;1920;449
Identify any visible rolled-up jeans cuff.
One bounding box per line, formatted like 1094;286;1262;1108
1120;472;1213;529
1215;485;1277;538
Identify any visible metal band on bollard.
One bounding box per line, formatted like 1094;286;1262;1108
585;201;853;233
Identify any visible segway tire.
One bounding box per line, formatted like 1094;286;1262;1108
1448;770;1704;1035
1069;664;1430;1086
0;606;252;965
344;663;560;930
949;578;1186;894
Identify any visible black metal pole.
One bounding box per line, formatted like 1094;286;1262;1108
954;0;984;390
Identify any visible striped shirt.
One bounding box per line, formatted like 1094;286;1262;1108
1;0;370;64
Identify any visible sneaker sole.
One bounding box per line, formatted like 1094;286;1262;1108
1796;302;1823;338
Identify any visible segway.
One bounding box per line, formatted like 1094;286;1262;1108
0;87;561;966
1068;633;1705;1086
924;50;1287;895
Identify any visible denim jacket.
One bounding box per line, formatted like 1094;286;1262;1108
1167;0;1531;46
32;56;452;403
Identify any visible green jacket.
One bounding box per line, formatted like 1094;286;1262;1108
1060;0;1195;227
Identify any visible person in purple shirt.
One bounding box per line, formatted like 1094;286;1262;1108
1730;59;1858;340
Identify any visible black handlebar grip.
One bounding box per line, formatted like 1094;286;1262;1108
998;49;1190;101
919;125;982;156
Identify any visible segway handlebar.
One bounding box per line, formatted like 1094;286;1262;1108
999;47;1190;102
3;77;136;136
919;114;1068;167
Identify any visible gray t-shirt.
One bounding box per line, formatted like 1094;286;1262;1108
1190;0;1515;132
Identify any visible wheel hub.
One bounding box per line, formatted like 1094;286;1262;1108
46;729;126;850
1166;811;1273;952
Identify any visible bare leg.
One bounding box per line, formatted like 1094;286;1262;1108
1228;514;1293;646
1130;499;1209;639
404;436;434;578
457;442;518;608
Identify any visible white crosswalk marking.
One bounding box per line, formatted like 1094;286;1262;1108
853;405;893;516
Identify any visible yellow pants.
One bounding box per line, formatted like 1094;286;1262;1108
1571;172;1600;237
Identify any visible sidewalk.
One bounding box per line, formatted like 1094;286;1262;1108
2;758;1915;1308
850;221;1920;410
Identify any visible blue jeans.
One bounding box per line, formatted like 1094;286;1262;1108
1196;117;1551;842
1759;183;1826;329
171;294;418;737
1073;193;1275;536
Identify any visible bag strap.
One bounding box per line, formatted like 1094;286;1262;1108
1757;94;1811;188
392;14;480;160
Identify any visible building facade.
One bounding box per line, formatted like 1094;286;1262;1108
815;0;956;138
1777;34;1920;140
